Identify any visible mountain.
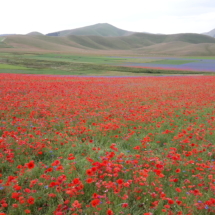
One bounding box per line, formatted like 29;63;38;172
27;31;44;36
203;28;215;38
46;23;135;37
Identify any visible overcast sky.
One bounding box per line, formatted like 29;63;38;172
1;0;215;35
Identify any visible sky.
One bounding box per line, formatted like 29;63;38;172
1;0;215;35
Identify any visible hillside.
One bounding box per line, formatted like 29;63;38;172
0;37;12;48
1;32;215;56
46;23;134;37
203;28;215;38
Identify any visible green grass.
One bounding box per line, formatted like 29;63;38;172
0;63;29;70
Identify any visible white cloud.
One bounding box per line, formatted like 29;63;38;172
1;0;215;34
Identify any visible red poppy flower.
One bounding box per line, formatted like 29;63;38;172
12;204;18;208
27;196;35;205
24;209;31;214
122;203;128;208
86;178;93;183
175;188;182;192
86;169;93;176
91;199;100;207
73;178;80;184
175;169;181;173
51;160;60;166
27;161;35;169
116;179;124;184
107;209;114;215
168;199;174;205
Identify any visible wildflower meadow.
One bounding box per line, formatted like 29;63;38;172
1;74;215;215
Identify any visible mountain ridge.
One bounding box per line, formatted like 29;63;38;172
27;31;44;36
1;23;215;38
46;23;135;37
203;28;215;38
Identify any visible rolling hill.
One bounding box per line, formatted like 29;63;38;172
203;28;215;38
1;32;215;56
46;23;135;37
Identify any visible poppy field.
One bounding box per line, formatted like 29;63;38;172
1;74;215;215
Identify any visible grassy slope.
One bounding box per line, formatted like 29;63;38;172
3;35;87;51
136;42;215;56
0;37;12;48
68;33;215;50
